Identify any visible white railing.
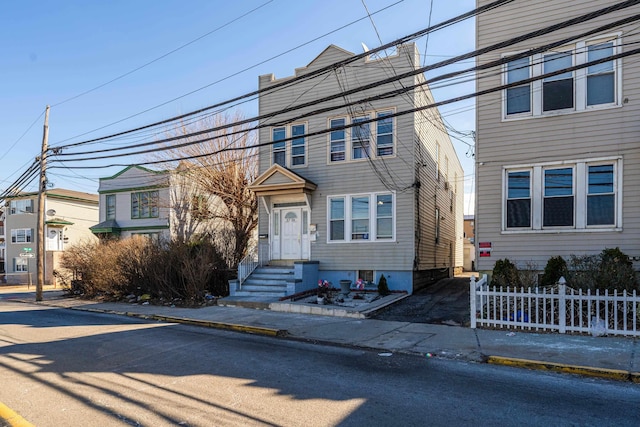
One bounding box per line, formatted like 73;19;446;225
238;246;258;287
237;242;270;287
470;277;640;337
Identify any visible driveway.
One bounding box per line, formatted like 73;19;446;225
370;275;472;326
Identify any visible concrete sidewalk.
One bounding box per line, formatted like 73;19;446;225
3;288;640;383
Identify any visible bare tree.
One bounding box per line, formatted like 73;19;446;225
155;112;258;268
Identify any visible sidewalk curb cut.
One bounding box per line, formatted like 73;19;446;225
0;401;34;427
487;355;633;382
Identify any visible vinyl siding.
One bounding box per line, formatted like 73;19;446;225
476;0;640;271
413;76;464;271
257;43;464;274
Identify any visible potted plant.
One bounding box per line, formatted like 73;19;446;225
339;279;352;296
317;280;330;304
353;278;366;299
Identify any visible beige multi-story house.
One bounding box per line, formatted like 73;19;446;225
243;43;464;296
91;165;225;243
475;0;640;275
91;166;172;240
3;189;98;284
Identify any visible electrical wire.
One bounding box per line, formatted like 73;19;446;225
51;0;275;108
45;41;640;173
49;0;513;150
50;2;640;162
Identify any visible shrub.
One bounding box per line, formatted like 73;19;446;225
377;274;390;296
540;256;568;288
565;248;638;293
596;247;638;292
58;237;231;303
491;258;520;287
566;254;600;291
517;260;539;288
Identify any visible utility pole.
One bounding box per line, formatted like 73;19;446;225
36;105;50;302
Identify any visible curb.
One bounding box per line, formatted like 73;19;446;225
0;402;34;427
67;306;289;337
487;355;635;382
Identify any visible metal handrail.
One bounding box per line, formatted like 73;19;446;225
238;246;258;287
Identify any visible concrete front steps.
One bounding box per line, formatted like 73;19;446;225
231;266;294;298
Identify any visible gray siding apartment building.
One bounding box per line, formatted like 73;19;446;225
475;0;640;274
250;43;464;293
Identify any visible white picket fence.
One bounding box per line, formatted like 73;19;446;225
470;275;640;337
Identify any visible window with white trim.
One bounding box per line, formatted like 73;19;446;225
328;192;395;242
504;158;620;231
503;34;620;119
15;258;28;272
11;228;33;243
352;116;371;160
543;167;574;227
272;127;286;166
329;118;346;161
9;199;34;215
328;109;394;163
376;111;393;156
271;123;306;168
587;41;615;106
587;164;615;225
506;170;531;228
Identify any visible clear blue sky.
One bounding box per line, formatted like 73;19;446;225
1;0;476;213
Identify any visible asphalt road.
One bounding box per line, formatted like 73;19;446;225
371;276;472;326
1;301;640;426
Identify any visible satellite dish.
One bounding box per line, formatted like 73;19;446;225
361;42;370;53
46;209;56;216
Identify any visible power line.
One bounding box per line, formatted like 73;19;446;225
6;0;636;198
47;45;640;171
48;0;409;147
51;0;275;108
51;0;638;162
49;0;512;150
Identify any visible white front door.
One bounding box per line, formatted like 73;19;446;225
281;209;301;259
47;229;61;251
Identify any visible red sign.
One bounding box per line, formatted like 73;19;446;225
479;250;491;257
478;242;492;249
